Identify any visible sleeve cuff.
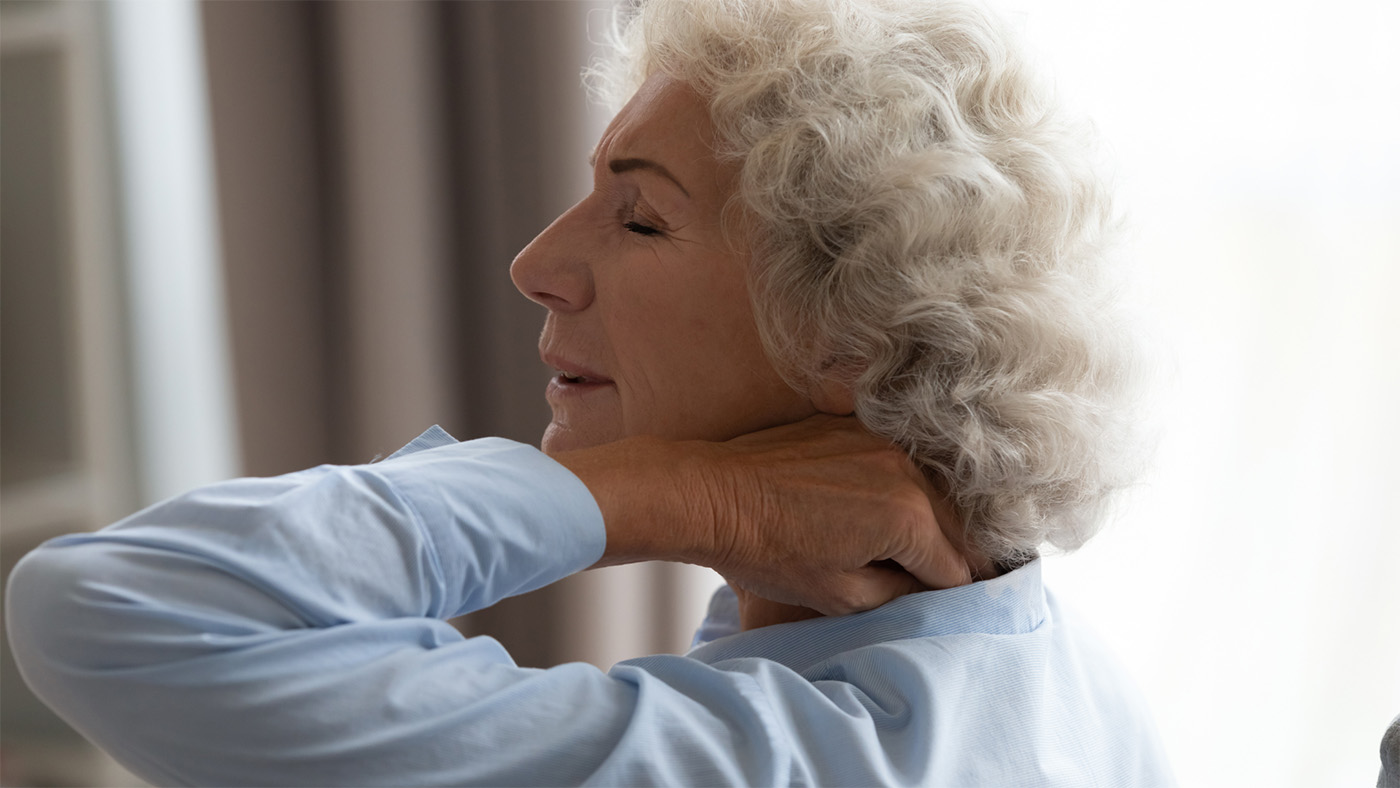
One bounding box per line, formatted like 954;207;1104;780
370;434;606;616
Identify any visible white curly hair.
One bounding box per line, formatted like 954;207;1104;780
588;0;1144;564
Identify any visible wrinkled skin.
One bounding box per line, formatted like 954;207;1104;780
513;75;975;625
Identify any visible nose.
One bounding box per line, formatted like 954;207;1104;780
510;202;595;312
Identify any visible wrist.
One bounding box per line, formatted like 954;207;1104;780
550;435;717;569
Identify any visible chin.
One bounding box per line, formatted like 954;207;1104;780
540;421;616;454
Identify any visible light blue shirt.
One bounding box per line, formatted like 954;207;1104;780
7;427;1173;786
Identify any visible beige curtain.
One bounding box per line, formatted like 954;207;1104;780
202;0;709;669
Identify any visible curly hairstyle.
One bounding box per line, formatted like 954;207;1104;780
588;0;1144;564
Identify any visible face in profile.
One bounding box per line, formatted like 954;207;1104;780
511;74;819;452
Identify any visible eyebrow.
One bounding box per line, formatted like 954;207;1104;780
588;151;692;198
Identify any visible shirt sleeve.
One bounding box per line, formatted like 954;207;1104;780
3;433;794;787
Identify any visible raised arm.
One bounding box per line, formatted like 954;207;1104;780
7;433;618;784
6;417;966;785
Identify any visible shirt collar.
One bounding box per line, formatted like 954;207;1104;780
383;425;459;461
686;559;1048;673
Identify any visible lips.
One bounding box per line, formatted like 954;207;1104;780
554;370;608;384
541;353;614;395
542;353;611;382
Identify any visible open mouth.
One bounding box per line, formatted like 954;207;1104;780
541;352;613;393
556;372;605;385
549;369;614;393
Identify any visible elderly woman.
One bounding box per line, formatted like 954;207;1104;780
7;0;1171;785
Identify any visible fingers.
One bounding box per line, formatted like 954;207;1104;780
713;411;978;617
817;563;934;617
898;533;974;591
889;493;972;588
884;459;974;591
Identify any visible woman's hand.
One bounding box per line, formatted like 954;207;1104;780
688;414;973;615
555;414;972;617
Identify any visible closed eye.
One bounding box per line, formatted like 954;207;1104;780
623;220;660;236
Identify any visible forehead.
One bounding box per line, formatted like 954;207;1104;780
596;74;717;167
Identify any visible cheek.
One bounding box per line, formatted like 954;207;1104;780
602;283;708;418
604;271;806;438
611;269;754;371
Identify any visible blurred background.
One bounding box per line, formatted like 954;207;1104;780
0;0;1395;786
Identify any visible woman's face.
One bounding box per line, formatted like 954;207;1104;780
511;74;818;452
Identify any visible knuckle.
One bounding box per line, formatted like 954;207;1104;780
828;580;868;616
936;549;973;589
870;446;905;471
891;488;934;527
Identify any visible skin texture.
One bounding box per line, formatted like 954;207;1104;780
513;75;977;626
552;416;973;620
511;75;822;453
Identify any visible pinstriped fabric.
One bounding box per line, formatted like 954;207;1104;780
689;562;1047;671
9;428;1174;786
644;560;1176;786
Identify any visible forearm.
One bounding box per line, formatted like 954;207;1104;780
21;436;599;619
3;418;973;786
4;433;610;784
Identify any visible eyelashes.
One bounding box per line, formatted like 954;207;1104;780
622;220;660;236
611;190;664;237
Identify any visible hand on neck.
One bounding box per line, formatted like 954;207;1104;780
729;492;1001;632
732;589;824;630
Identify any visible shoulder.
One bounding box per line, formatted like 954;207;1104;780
628;570;1175;786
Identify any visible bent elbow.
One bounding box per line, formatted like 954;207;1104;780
7;544;103;696
4;539;166;726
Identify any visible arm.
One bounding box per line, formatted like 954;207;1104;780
6;419;966;785
6;434;622;785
